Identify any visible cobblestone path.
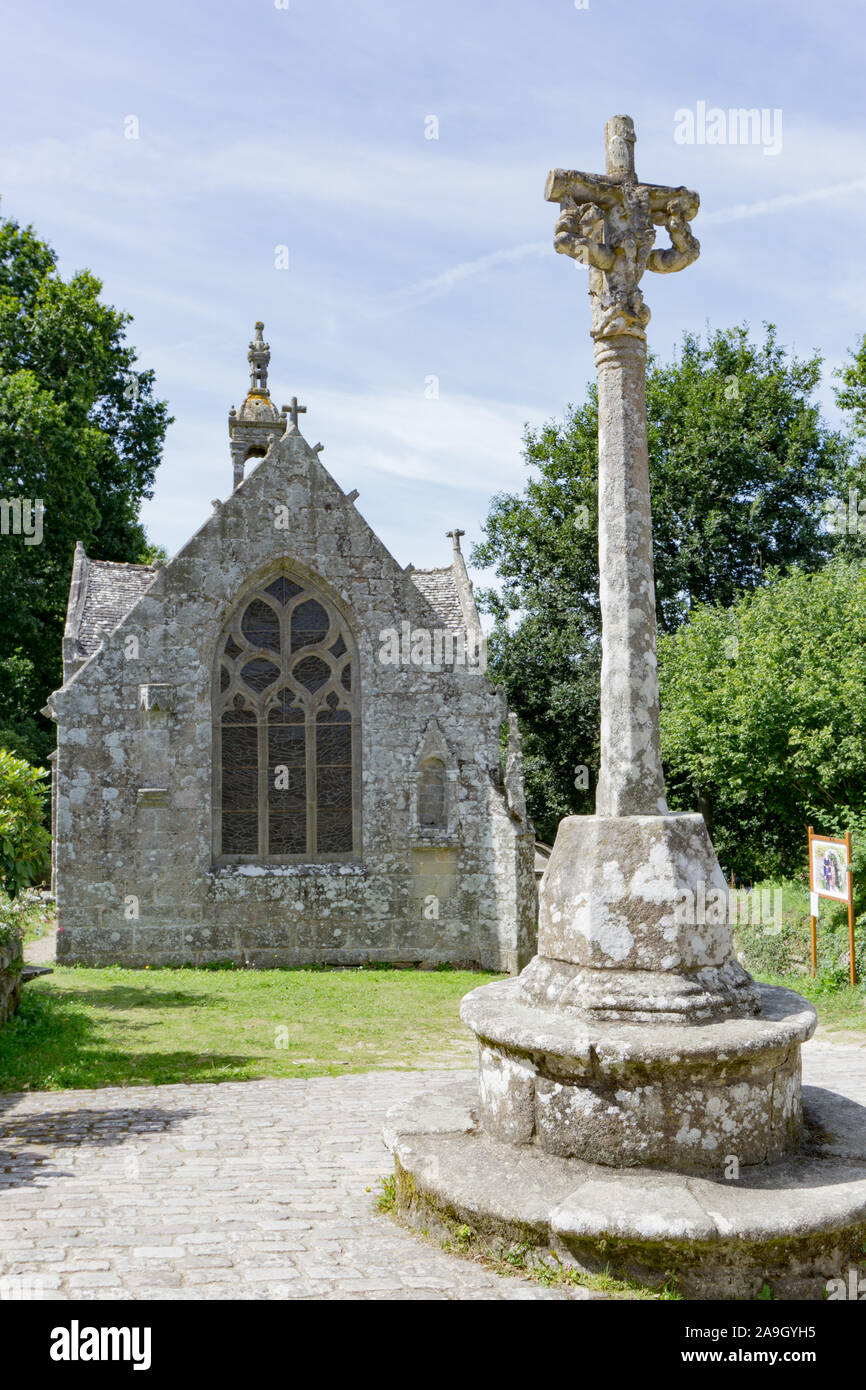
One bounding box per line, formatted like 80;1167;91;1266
0;1042;862;1300
0;1069;582;1300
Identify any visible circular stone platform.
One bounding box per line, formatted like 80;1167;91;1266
462;980;816;1172
384;1044;866;1300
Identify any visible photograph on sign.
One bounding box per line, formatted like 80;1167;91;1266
811;838;850;902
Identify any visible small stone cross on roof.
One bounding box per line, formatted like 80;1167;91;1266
284;397;307;429
446;527;465;553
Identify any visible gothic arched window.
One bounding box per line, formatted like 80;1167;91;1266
214;574;358;861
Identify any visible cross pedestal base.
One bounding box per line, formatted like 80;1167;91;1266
384;1049;866;1299
463;979;813;1173
533;813;761;1023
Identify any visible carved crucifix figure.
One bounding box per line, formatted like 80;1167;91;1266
546;115;700;340
546;117;700;816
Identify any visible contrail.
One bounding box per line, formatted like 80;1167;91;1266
703;177;866;224
387;241;547;310
386;175;866;310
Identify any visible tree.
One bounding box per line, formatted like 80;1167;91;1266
0;651;44;766
835;334;866;441
472;325;852;843
658;558;866;881
0;210;171;762
0;748;50;897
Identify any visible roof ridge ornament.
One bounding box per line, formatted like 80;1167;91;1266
229;321;289;489
248;320;270;396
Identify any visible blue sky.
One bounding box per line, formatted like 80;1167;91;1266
1;0;865;572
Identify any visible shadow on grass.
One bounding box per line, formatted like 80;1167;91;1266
60;984;220;1011
0;988;255;1094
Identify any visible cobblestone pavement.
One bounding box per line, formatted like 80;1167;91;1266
0;1069;581;1301
0;1041;862;1301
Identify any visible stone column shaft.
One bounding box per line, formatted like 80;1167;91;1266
594;334;667;817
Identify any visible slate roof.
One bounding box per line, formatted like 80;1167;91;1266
410;566;465;629
68;558;465;661
76;560;158;658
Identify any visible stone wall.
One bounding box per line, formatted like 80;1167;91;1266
49;430;537;972
0;938;22;1030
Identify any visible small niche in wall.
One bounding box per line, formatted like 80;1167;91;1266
418;757;447;829
413;720;453;836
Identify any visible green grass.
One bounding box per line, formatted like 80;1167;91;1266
4;871;864;1097
435;1230;680;1298
0;963;500;1093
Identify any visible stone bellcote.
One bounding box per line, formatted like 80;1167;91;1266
228;321;289;490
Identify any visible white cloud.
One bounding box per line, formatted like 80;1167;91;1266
314;386;538;488
0;131;545;236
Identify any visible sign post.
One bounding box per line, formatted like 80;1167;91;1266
846;830;856;988
808;825;857;986
807;826;817;978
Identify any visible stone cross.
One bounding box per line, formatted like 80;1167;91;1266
446;527;465;553
285;396;307;429
546;115;700;816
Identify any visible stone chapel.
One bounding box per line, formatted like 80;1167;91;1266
45;324;536;971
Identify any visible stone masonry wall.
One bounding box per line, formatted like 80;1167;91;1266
50;430;536;971
0;938;22;1030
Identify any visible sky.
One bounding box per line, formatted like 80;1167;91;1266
1;0;865;574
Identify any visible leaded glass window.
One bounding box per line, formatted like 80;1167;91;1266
214;574;358;860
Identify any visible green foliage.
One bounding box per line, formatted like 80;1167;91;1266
376;1174;397;1213
659;558;866;880
0;650;45;764
731;878;866;987
473;325;850;842
835;334;866;442
0;748;50;897
138;540;169;565
0;208;171;761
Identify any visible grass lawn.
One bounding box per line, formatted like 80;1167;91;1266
0;964;501;1093
3;871;864;1096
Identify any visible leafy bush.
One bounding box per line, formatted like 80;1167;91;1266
733;877;866;987
473;324;853;843
659;558;866;880
0;748;50;897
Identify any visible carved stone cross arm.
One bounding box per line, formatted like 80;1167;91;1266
545;117;700;339
546;167;699;219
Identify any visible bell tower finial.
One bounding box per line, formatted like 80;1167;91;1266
229;321;288;490
248;320;270;396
